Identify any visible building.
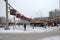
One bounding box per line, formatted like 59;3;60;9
49;9;60;18
0;16;13;23
0;16;6;23
49;9;60;25
33;17;49;26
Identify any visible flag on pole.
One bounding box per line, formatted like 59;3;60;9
16;13;21;18
10;9;16;16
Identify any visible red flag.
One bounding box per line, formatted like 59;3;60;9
10;9;16;16
16;14;21;18
20;15;24;19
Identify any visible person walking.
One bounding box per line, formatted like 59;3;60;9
24;24;26;31
57;24;58;27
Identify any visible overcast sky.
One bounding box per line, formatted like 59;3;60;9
0;0;59;19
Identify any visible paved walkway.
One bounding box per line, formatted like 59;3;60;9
0;29;60;40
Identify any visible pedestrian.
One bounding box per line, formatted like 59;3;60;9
24;24;26;31
57;24;58;27
33;24;34;29
44;24;47;28
33;26;34;29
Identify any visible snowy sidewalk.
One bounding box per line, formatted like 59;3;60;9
0;25;59;33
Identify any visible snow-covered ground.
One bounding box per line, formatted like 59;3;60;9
39;35;60;40
0;25;59;33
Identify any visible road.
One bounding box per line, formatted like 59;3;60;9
0;29;60;40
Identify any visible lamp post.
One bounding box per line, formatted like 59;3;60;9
4;0;9;30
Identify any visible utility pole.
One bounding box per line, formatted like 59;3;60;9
4;0;9;30
59;0;60;10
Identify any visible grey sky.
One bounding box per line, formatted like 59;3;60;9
0;0;59;19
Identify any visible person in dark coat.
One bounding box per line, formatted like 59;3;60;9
24;24;26;31
57;24;58;27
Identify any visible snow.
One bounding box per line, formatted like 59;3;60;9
39;35;60;40
0;25;59;33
